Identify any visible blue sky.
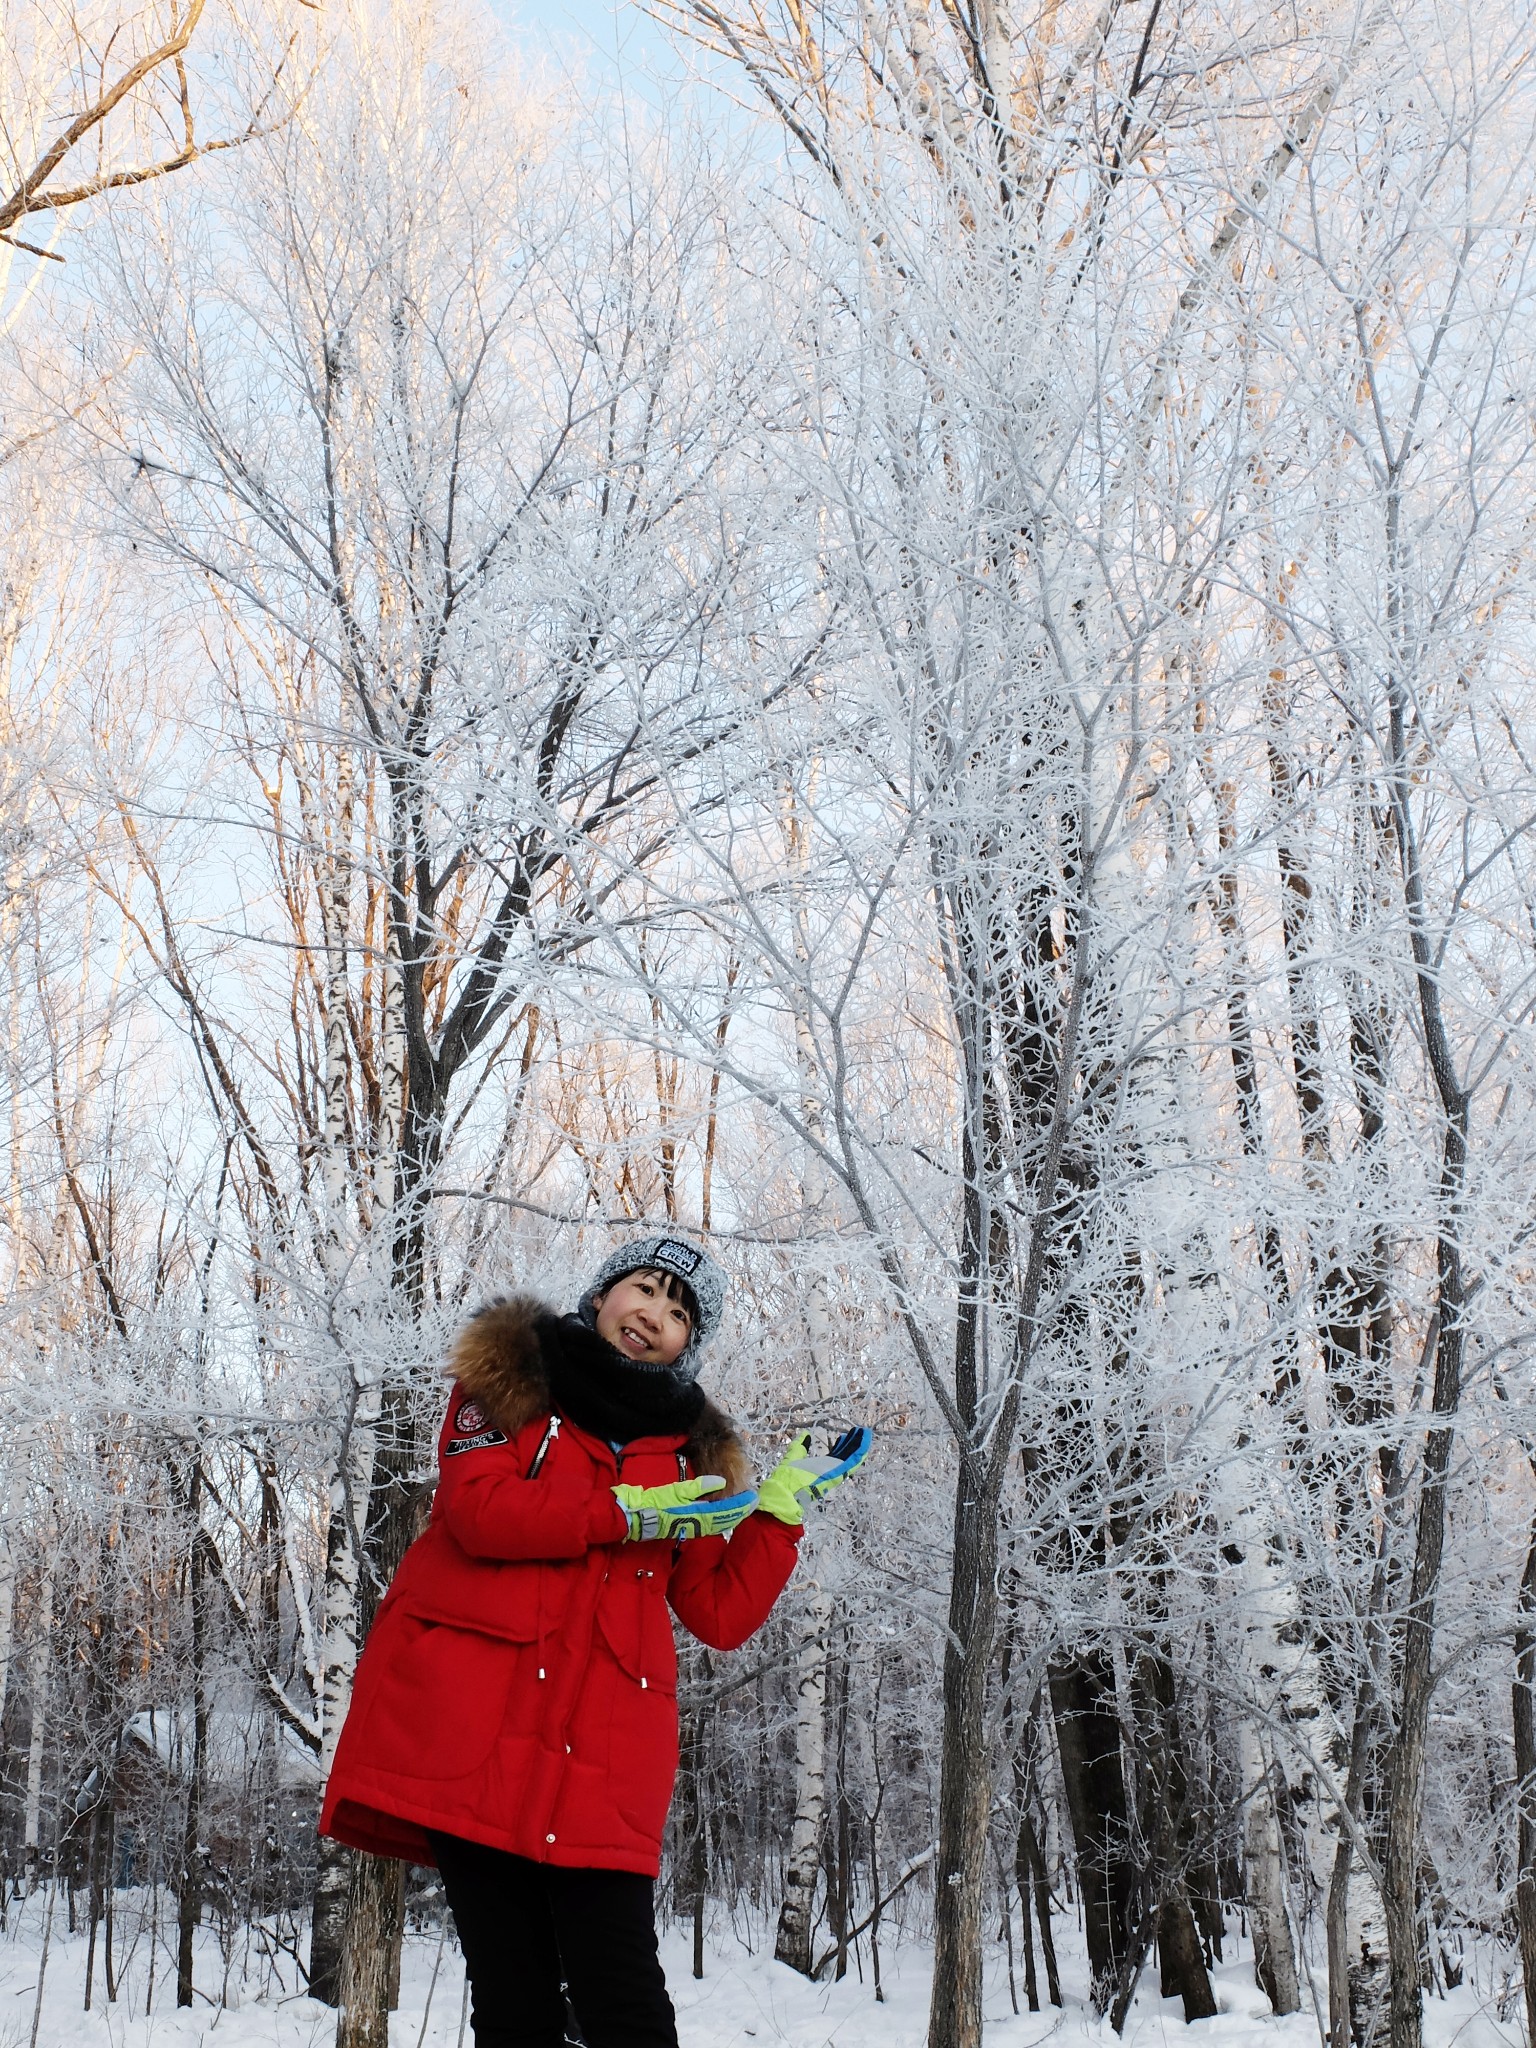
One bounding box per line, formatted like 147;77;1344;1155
493;0;690;85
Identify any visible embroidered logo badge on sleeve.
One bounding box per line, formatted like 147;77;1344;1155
444;1396;508;1457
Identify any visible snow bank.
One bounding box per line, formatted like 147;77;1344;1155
0;1894;1520;2048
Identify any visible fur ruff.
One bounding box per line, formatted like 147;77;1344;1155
449;1295;751;1496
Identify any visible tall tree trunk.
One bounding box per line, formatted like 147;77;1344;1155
1381;1212;1467;2048
1377;577;1473;2048
313;907;401;2009
928;1447;1001;2048
0;1428;27;1738
337;1850;405;2048
309;1394;380;2006
1324;1430;1410;2048
676;1643;711;1980
1327;1690;1390;2048
1262;673;1331;1184
334;1370;426;2047
1240;1720;1299;2016
1007;1682;1061;2012
1140;1657;1217;2024
1227;1491;1309;2013
1157;1892;1216;2022
1511;1502;1536;2048
84;1800;105;2010
926;867;1087;2048
176;1462;211;2007
830;1639;853;1982
1050;1653;1139;2011
775;1577;831;1972
1016;1809;1061;2007
23;1545;53;1888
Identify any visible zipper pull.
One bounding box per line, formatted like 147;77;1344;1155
528;1414;561;1478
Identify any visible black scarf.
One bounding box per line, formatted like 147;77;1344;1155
540;1312;705;1445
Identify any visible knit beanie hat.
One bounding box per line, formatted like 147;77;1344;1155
576;1233;726;1380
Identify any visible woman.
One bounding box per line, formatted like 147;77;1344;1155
320;1232;869;2048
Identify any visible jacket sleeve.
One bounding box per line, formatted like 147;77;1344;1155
666;1510;801;1651
433;1409;629;1562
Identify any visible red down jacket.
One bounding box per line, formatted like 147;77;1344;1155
319;1301;799;1877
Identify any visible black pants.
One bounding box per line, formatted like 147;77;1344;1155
427;1831;678;2048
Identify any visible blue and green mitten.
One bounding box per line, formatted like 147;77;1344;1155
612;1474;758;1542
757;1427;874;1527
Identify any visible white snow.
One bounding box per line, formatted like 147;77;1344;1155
0;1892;1521;2048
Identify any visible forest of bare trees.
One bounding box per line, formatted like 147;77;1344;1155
4;0;1536;2045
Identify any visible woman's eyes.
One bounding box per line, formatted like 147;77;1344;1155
633;1277;688;1330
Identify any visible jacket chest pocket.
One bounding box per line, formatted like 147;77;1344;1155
596;1565;678;1698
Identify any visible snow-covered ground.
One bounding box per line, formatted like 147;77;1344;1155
0;1892;1522;2048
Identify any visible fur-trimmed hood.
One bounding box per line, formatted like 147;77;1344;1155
448;1295;751;1497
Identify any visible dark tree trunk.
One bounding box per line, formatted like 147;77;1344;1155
925;878;1088;2048
84;1803;103;2011
1380;1116;1467;2048
1377;625;1473;2048
1016;1844;1039;2013
1140;1657;1216;2023
831;1643;853;1982
1006;1676;1061;2011
928;1446;1003;2048
177;1464;211;2009
1050;1655;1139;2011
869;1814;885;2005
1512;1503;1536;2048
1019;1811;1062;2007
676;1645;711;1980
1157;1893;1217;2021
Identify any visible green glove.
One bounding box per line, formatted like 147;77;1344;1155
612;1475;758;1542
757;1427;874;1526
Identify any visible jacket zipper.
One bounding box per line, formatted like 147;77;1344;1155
528;1414;560;1478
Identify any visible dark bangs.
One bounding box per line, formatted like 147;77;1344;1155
639;1266;698;1327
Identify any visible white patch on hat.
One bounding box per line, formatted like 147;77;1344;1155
653;1240;702;1276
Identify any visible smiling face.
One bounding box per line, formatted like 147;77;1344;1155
591;1268;695;1367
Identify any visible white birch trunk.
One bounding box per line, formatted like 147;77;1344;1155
1341;1855;1389;2046
319;1398;380;1779
23;1546;53;1884
313;866;401;1999
372;896;405;1228
0;1429;28;1732
1240;1716;1301;2014
309;1370;383;1999
318;767;355;1256
774;1574;833;1974
771;778;838;1977
1223;1434;1346;2006
0;1539;13;1737
0;824;31;1736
